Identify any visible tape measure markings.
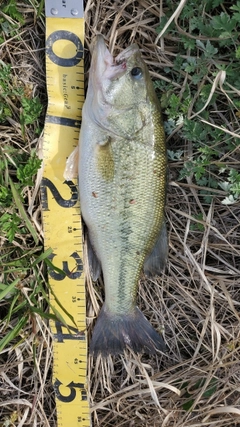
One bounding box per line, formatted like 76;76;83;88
43;1;90;425
45;116;82;128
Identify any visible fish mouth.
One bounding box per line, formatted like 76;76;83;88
91;35;140;81
115;43;139;64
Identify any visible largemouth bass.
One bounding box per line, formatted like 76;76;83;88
79;35;167;356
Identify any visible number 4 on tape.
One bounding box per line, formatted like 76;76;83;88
43;1;90;426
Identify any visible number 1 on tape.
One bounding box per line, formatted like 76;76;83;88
43;1;90;426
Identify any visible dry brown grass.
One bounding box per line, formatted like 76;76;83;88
0;0;240;426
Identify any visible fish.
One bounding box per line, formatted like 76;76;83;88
77;35;168;356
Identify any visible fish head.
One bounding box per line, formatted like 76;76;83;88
86;35;157;137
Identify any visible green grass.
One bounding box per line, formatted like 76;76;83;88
0;3;45;349
0;0;47;355
155;0;240;205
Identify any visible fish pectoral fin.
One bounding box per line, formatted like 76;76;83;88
63;146;79;181
95;137;114;181
144;220;168;277
86;233;101;281
96;135;112;146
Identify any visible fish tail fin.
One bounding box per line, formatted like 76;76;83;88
90;304;165;357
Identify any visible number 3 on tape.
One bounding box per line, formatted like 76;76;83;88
43;1;90;426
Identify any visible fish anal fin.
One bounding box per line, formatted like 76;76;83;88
144;220;168;277
87;233;101;281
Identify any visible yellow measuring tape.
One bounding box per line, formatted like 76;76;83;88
42;1;90;425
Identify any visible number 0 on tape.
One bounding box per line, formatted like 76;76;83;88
42;1;90;426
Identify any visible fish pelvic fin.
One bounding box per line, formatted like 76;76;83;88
90;304;166;357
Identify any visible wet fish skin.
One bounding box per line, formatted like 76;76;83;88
79;35;167;356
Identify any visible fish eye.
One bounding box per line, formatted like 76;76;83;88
130;67;143;79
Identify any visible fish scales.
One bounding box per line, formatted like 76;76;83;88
78;35;167;356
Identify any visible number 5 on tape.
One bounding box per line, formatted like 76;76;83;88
43;1;90;426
